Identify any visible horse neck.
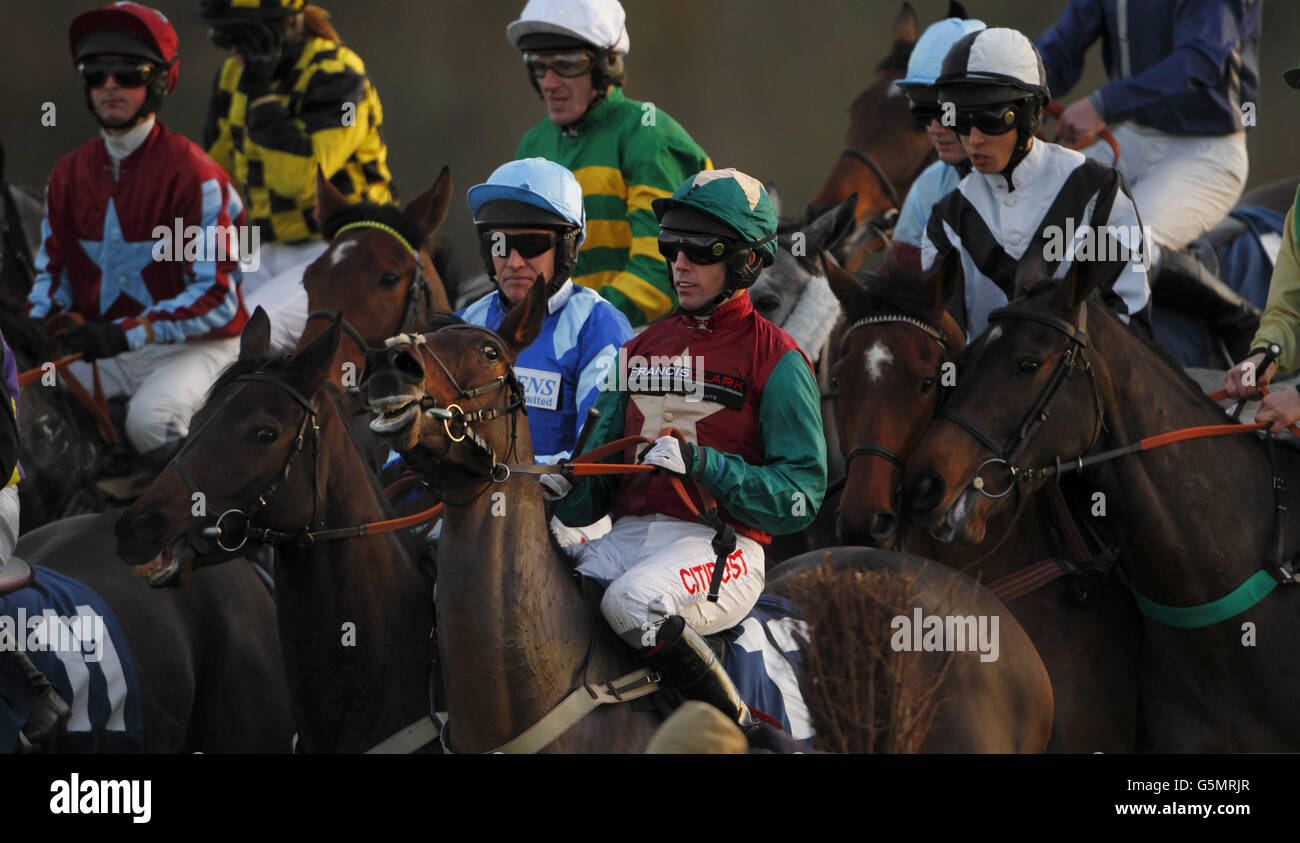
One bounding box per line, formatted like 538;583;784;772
1083;305;1285;603
273;392;434;753
435;426;618;753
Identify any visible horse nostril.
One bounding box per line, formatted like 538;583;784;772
392;347;424;381
868;511;898;545
132;509;168;543
905;471;945;518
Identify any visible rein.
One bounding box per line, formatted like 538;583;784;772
943;302;1297;625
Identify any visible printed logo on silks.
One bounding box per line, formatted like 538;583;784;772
604;348;747;409
514;366;562;411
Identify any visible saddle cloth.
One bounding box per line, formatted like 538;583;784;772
0;566;143;752
712;594;814;743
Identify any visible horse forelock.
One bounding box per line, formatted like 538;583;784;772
839;269;939;329
320;201;426;254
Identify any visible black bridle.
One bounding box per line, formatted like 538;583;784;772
936;302;1104;499
837;313;952;484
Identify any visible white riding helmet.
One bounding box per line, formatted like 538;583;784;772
506;0;630;55
937;27;1050;107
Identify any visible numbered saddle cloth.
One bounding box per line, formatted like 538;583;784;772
0;566;143;752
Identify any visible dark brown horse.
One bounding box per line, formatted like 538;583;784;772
359;277;1053;753
825;253;1139;752
802;2;941;270
901;253;1300;751
114;310;437;753
13;509;293;752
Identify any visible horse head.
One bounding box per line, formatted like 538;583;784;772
901;253;1106;545
115;307;345;582
826;248;964;547
803;1;941;270
301;165;454;380
363;276;546;487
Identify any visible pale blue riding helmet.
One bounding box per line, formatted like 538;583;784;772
467;157;587;249
897;17;987;93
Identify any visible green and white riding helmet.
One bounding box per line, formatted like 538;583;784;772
652;168;778;314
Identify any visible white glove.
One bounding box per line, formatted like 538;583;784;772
640;435;689;477
540;473;574;501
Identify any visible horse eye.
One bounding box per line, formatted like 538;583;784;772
919;377;936;394
1018;358;1042;374
250;426;277;444
379;270;402;289
483;344;500;362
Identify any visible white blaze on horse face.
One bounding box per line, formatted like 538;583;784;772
863;341;894;382
330;242;356;267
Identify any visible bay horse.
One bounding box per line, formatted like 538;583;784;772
114;309;437;754
359;276;1053;753
825;251;1139;752
900;251;1300;751
10;509;293;752
801;1;944;270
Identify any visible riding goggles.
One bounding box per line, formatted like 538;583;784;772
78;59;157;88
523;50;595;80
951;104;1021;136
908;102;945;131
657;231;737;265
479;230;559;260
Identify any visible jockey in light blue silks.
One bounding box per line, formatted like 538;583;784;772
459;157;633;467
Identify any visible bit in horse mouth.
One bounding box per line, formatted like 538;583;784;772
934;486;979;542
368;396;420;434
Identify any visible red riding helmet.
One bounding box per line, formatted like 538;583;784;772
69;2;180;94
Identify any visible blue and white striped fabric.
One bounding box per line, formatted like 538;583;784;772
717;593;814;743
0;566;143;753
458;280;633;462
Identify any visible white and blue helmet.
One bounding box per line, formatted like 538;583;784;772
897;17;987;101
468;157;587;292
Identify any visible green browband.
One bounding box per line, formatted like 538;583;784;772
1132;569;1279;629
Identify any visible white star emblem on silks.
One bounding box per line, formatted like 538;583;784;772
630;391;726;444
78;198;158;314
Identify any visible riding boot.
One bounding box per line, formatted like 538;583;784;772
642;615;753;729
4;650;70;749
1148;248;1262;363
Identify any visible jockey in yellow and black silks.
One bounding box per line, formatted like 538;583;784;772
200;0;393;349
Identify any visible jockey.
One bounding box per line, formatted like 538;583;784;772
916;27;1151;339
1223;59;1300;430
890;15;987;249
0;332;71;750
24;2;248;456
509;0;712;327
461;157;633;465
201;0;393;350
553;169;827;729
1036;0;1264;361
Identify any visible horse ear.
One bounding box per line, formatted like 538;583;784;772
1063;251;1102;313
238;307;272;361
892;2;919;43
403;165;453;245
823;251;861;308
315;165;348;225
1012;243;1055;299
922;247;962;310
948;1;968;19
803;194;859;257
287;311;342;397
496;275;547;354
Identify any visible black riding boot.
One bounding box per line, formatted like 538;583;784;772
1149;248;1262;363
643;615;752;728
3;650;70;750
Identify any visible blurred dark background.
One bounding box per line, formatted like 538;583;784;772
3;0;1297;287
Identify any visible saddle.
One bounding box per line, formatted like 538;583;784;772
0;556;32;595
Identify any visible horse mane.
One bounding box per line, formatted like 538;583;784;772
319;200;426;257
836;265;940;328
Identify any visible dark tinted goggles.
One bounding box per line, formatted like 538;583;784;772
952;104;1021;136
480;230;559;260
78;59;157;88
523;50;595;80
657;231;733;265
909;103;944;130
